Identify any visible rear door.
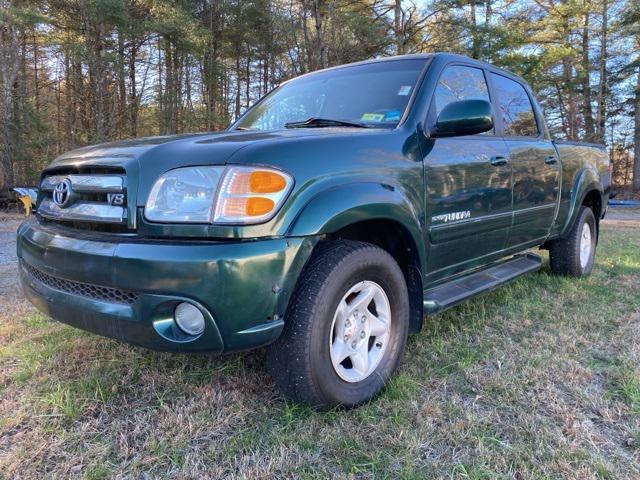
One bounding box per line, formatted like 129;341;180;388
424;64;512;282
489;73;560;248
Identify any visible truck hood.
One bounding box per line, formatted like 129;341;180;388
43;128;386;209
48;129;332;170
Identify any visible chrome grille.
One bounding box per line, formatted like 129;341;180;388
41;174;124;192
39;173;128;225
22;261;138;305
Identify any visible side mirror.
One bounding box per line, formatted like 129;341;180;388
431;99;494;137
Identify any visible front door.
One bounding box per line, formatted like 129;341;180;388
424;64;512;283
489;73;560;248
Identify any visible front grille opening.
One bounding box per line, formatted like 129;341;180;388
38;169;130;229
22;261;139;305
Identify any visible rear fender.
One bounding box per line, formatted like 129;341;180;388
560;167;602;238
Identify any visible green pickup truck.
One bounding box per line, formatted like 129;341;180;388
17;53;610;407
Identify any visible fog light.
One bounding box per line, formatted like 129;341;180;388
174;302;205;335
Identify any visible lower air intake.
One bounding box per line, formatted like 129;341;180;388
22;261;139;305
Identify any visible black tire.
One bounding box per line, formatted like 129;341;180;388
549;206;597;277
267;240;410;408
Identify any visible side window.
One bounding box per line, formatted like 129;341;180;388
490;73;539;137
434;65;491;116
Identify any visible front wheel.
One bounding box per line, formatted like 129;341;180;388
267;240;409;408
549;206;597;277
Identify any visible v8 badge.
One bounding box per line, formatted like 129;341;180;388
107;193;126;206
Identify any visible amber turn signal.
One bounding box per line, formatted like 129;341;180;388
226;170;288;195
246;197;275;216
220;197;275;217
250;171;287;193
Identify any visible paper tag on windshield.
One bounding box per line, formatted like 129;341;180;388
361;113;385;122
398;85;412;96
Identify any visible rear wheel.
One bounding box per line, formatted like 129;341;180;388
549;206;597;277
267;240;409;408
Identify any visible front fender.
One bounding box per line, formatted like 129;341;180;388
287;182;426;272
560;167;602;237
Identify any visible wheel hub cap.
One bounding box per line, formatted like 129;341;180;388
579;223;592;269
329;280;391;383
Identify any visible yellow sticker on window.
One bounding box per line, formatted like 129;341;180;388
361;113;385;122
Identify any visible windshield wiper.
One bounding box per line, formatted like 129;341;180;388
284;118;371;129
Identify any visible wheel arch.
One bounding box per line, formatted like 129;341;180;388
287;183;425;333
559;167;603;239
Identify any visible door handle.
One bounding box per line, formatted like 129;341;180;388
544;155;558;165
490;156;508;166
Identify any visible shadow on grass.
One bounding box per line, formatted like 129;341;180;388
3;315;270;424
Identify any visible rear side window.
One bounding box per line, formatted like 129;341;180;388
434;65;490;115
490;73;539;137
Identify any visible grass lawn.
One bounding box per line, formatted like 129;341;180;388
1;223;639;479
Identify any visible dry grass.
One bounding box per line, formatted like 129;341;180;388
0;221;639;479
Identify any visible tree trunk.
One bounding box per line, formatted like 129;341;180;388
245;56;251;110
562;58;578;140
33;33;39;112
235;54;241;119
205;3;218;130
0;10;20;188
73;60;83;145
83;4;107;142
484;0;492;53
172;46;180;133
129;42;138;137
56;76;61;154
470;1;480;59
581;9;595;142
561;14;578;141
301;2;313;71
633;64;640;191
117;30;127;138
394;0;404;55
312;0;327;68
185;56;192;131
158;43;164;135
595;0;608;143
263;55;269;96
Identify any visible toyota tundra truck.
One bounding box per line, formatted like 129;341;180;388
17;53;610;408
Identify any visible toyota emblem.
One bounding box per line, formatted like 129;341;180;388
53;179;73;208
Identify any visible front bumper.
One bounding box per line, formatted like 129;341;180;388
17;218;317;352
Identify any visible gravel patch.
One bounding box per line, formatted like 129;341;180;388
0;218;23;295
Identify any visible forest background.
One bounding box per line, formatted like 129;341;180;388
1;0;639;194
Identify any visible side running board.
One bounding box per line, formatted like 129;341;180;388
423;253;542;314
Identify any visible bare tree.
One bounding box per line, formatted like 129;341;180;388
633;64;640;191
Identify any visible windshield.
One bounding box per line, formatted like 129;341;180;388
233;59;427;131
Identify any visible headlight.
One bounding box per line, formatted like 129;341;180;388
144;165;293;224
145;166;223;222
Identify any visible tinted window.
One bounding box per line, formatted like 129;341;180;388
491;74;538;137
234;59;426;130
434;65;490;115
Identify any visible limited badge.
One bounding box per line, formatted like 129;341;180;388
431;211;471;223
